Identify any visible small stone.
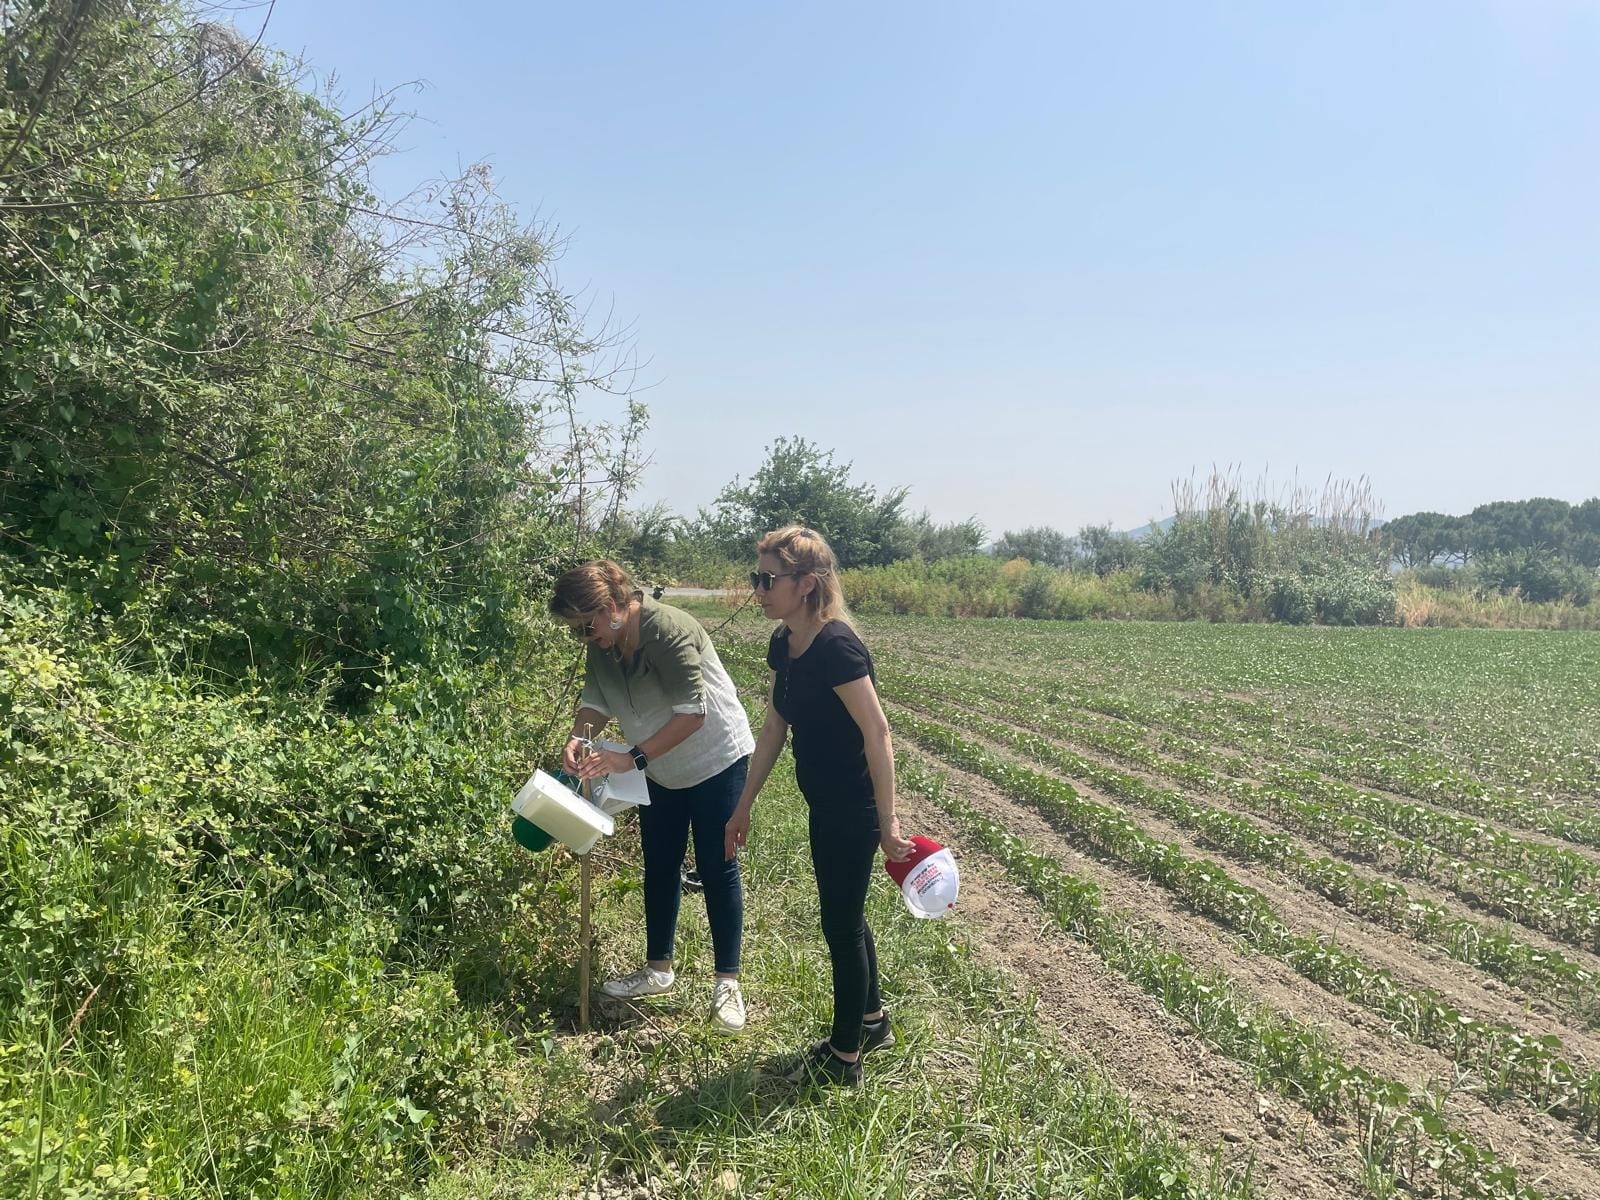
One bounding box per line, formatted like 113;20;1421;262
717;1169;741;1193
1221;1127;1245;1143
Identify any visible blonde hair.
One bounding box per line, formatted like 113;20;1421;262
549;559;637;620
756;525;854;627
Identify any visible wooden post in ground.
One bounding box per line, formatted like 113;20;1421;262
577;726;594;1032
578;845;592;1032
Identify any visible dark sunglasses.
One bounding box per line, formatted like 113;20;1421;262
749;570;799;592
566;615;599;640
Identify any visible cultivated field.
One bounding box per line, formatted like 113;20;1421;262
704;613;1600;1200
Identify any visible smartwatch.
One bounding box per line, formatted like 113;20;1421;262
628;744;649;771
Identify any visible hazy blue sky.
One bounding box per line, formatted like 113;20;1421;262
267;1;1598;534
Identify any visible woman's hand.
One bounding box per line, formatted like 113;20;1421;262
724;802;752;861
562;736;587;775
880;814;915;863
575;747;634;780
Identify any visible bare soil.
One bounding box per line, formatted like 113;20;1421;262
899;741;1600;1200
895;786;1370;1200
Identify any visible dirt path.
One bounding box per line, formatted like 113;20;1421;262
902;745;1600;1199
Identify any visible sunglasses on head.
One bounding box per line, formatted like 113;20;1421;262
749;570;799;592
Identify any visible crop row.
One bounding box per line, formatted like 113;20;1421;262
879;661;1600;956
889;708;1600;1132
895;753;1540;1200
881;683;1600;1028
718;633;1600;1004
976;649;1600;852
1120;688;1600;856
886;655;1600;885
873;620;1600;849
1061;712;1600;956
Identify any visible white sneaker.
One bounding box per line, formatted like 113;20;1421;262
710;978;746;1034
601;966;675;999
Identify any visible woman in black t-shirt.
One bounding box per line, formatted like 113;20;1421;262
723;525;916;1087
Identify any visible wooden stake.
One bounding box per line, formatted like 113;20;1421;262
578;846;592;1032
577;726;594;1032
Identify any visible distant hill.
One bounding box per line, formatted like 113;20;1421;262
1118;516;1176;540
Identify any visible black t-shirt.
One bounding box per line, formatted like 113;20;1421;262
767;621;876;806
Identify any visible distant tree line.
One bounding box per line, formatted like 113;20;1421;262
1381;498;1600;605
615;453;1600;620
604;436;1154;583
601;437;987;577
1382;499;1600;567
606;453;1407;623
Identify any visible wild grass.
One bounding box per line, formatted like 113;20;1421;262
1395;578;1600;629
429;699;1254;1200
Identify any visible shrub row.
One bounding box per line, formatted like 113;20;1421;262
839;558;1401;625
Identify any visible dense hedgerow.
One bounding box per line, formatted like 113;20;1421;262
0;1;618;1193
841;556;1398;626
0;568;587;1197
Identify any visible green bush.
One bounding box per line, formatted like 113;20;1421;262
1264;574;1315;625
1310;566;1398;626
843;556;1017;617
0;572;574;1198
1471;552;1596;606
1016;564;1060;619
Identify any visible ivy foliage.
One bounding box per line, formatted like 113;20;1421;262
1;5;626;1194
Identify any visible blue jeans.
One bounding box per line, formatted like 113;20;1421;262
641;756;748;975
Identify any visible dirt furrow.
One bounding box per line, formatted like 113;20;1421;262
893;788;1371;1200
904;745;1600;1198
992;699;1600;987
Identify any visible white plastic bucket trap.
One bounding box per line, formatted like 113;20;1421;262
511;769;615;855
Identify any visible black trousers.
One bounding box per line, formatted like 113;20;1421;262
807;802;881;1054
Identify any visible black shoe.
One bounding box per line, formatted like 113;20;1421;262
681;868;704;893
860;1012;896;1055
775;1041;861;1087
